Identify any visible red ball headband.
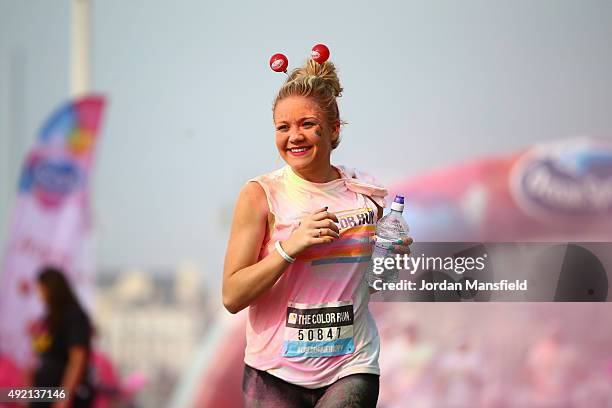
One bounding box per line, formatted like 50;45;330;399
269;43;330;74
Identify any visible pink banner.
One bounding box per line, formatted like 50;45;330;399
391;137;612;241
0;96;105;368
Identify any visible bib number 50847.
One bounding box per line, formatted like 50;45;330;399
298;328;341;341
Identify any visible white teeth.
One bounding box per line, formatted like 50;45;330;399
290;147;309;152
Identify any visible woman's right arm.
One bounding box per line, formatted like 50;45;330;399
222;182;339;314
222;182;288;314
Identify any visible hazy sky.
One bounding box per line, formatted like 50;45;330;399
2;0;612;285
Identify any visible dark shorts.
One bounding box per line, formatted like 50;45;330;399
242;364;379;408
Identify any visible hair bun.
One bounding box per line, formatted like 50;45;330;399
288;59;343;98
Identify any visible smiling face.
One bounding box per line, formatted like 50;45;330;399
274;96;340;176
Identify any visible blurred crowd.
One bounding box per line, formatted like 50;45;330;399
375;303;612;408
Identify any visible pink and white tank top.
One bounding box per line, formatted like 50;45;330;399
244;165;388;388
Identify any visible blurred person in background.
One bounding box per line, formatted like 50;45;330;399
433;336;484;408
29;266;94;408
222;54;412;407
378;319;435;408
524;326;581;408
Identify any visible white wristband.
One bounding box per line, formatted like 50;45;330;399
275;241;296;264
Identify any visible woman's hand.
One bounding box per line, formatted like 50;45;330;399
370;236;413;255
368;236;414;294
282;207;340;257
388;236;414;255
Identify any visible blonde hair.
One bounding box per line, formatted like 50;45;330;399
273;59;344;149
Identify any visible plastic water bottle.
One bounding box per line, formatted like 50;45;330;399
367;195;410;287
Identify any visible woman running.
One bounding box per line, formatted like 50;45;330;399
223;55;411;408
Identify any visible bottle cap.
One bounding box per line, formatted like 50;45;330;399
391;194;405;212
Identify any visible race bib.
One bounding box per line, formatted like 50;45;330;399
282;300;355;358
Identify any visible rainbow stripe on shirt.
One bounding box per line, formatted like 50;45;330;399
299;207;376;266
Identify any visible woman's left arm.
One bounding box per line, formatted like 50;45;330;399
53;346;88;408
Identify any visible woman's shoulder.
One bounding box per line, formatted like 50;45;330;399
238;181;267;205
236;175;273;220
242;167;286;199
248;167;285;184
244;167;287;209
